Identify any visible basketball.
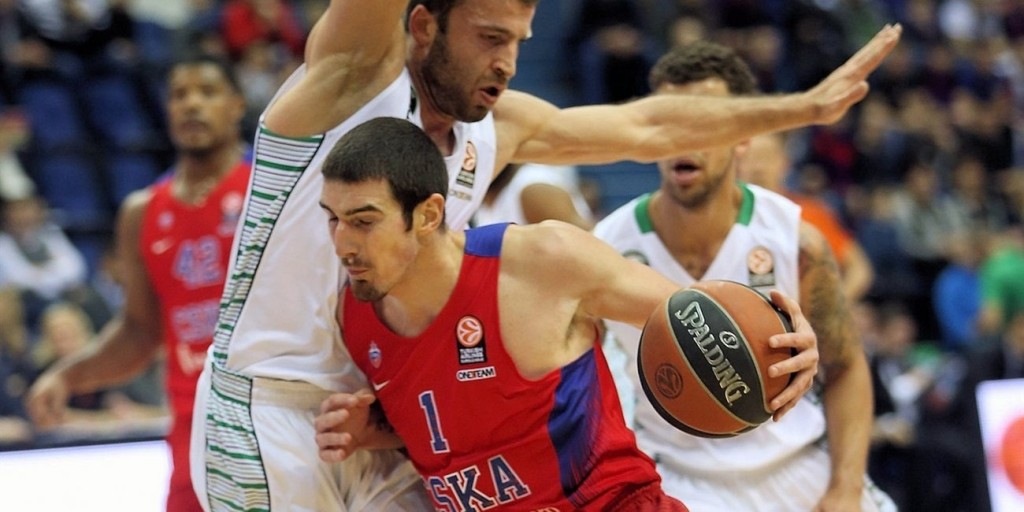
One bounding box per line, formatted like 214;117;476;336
637;280;794;438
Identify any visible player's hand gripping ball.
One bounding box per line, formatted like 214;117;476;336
637;280;794;438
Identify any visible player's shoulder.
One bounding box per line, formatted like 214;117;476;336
503;220;594;265
120;186;157;220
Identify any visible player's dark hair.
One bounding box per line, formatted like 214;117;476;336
170;52;243;94
648;41;759;95
405;0;539;33
322;117;448;229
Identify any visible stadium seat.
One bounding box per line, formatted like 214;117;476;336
31;152;109;229
17;79;88;150
105;151;163;205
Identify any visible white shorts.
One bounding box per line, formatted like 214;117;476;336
190;364;431;511
658;441;896;512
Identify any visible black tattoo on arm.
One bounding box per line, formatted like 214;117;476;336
798;223;860;384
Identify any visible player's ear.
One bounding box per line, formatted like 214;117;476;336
407;5;438;47
415;193;445;234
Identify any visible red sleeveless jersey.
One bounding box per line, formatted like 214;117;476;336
344;223;667;511
139;161;250;415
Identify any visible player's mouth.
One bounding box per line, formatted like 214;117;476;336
667;158;703;186
479;86;503;105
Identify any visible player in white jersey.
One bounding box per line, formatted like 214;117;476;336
594;41;895;511
474;163;594;229
190;0;902;509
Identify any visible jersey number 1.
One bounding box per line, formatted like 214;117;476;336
418;391;450;454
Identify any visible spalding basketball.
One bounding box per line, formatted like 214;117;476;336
637;280;794;438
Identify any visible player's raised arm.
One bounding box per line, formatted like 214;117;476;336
263;0;408;136
499;24;901;166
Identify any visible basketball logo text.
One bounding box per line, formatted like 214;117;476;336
674;300;751;406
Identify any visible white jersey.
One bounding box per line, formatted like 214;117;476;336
593;183;827;472
210;66;497;392
473;163;593;226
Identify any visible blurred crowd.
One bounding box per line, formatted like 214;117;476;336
0;0;1023;510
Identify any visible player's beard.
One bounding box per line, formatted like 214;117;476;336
350;280;385;302
421;32;489;122
666;156;734;209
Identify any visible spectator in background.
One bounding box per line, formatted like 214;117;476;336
739;132;876;302
867;301;925;511
221;0;306;61
932;231;986;353
891;160;970;340
947;153;1010;233
0;195;110;329
0;108;33;201
0;287;33;445
569;0;658;104
978;224;1024;336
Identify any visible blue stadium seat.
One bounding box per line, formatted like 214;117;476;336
31;152;109;229
17;80;88;150
105;151;163;205
80;74;157;150
577;161;661;214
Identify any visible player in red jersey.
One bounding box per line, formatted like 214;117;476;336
313;118;820;511
26;54;249;512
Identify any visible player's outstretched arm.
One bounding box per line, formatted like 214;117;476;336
501;25;901;166
316;389;404;463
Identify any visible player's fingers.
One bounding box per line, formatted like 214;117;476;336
313;409;351;433
26;392;62;428
769;366;815;415
319;447;352;464
841;24;902;77
319;392;360;414
353;388;377;406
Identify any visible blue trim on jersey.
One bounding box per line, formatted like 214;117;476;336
465;223;508;258
548;349;599;506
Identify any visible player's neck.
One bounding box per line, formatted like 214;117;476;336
649;185;742;278
409;73;458;156
651;186;741;242
375;232;465;338
173;143;243;204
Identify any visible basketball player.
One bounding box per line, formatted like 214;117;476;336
313;117;819;510
191;0;901;508
26;54;249;512
593;42;894;511
738;133;876;302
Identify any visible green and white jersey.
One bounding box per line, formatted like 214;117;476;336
594;183;827;472
210;66;497;392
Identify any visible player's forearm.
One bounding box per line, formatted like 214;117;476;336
57;317;160;395
629;93;817;161
821;352;873;494
839;247;874;302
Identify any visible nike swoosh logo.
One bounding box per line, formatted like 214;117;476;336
372;380;390;392
151;238;173;255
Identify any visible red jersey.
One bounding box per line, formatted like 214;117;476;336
139;161;249;415
344;223;671;511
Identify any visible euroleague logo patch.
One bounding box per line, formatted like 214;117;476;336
456;315;486;365
747;246;776;288
655;364;683;399
456;141;477;189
